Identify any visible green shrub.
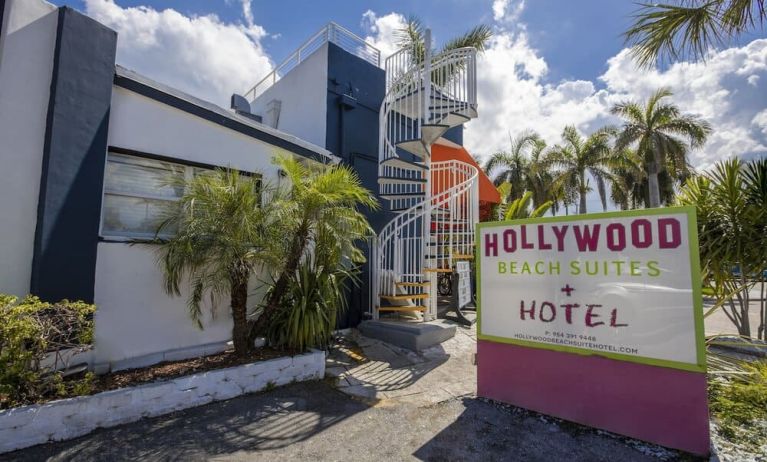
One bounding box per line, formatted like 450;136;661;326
0;295;95;408
709;361;767;451
266;261;357;351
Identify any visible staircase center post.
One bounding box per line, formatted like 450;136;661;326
422;29;437;321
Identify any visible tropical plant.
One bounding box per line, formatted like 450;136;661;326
625;0;767;67
502;190;553;220
547;125;617;214
250;156;378;346
397;16;492;64
156;169;279;355
608;148;653;210
156;158;378;355
677;158;767;339
484;130;552;208
266;259;358;351
612;88;711;208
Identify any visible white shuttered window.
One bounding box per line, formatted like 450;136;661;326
101;153;192;239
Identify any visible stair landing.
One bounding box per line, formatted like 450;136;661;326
358;319;457;352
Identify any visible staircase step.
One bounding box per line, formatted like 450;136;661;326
421;123;450;145
381;192;425;200
380;156;427;171
381;293;429;301
395;139;429;159
395;281;430;288
378;176;426;186
423;268;453;273
377;306;427;313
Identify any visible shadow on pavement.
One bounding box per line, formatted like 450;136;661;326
412;397;690;462
2;382;370;462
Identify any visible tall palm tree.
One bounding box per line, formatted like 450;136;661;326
609;148;645;210
612;88;711;208
483;130;545;203
625;0;766;67
547;126;616;215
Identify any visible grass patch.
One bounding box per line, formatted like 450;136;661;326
709;361;767;452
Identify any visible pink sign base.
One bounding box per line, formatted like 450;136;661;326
477;340;710;456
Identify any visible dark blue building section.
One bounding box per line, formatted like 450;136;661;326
30;7;117;303
323;43;464;327
324;42;384;327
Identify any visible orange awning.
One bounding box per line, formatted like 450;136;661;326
431;144;500;205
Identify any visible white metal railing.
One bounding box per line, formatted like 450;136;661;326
371;160;478;320
244;22;381;101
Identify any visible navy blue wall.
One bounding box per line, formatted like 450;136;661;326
325;43;388;327
31;7;117;302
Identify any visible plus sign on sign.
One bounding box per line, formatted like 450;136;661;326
477;207;705;371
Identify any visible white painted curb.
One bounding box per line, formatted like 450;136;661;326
0;349;326;453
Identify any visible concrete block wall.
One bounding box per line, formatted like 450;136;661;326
0;350;325;453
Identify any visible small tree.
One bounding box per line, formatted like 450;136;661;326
156;169;278;355
249;156;378;343
677;158;767;339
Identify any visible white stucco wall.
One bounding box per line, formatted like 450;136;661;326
0;0;58;297
250;42;328;148
93;88;303;368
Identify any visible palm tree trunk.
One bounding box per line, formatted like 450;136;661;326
231;277;250;355
579;187;587;214
249;220;310;341
647;159;661;208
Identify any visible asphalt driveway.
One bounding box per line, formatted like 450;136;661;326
2;380;688;462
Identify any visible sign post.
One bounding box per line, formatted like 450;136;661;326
476;207;709;455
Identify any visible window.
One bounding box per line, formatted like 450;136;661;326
101;153;193;239
101;151;262;239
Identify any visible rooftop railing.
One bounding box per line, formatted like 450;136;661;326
244;22;380;101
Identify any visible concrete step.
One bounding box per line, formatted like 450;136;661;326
358;320;456;352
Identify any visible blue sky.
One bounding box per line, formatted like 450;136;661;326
55;1;641;87
53;0;767;212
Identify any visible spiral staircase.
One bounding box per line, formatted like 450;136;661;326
371;32;480;323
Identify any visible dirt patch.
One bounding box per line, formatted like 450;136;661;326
92;347;298;393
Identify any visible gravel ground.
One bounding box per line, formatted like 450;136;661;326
0;381;697;462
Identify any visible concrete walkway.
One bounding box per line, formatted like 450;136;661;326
327;320;476;405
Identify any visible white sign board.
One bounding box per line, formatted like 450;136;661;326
456;261;472;308
477;207;705;372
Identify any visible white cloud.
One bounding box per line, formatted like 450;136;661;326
361;10;407;60
465;26;767;171
493;0;525;23
753;109;767;137
85;0;273;107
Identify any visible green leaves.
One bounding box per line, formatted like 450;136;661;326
677;158;767;338
624;0;766;67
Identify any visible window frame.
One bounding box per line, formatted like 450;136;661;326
99;147;261;242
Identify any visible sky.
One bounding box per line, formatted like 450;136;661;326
53;0;767;210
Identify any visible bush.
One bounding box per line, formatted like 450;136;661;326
266;261;357;351
709;361;767;452
0;295;95;408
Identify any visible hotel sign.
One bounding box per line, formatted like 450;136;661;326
476;207;706;372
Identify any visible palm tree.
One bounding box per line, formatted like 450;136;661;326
625;0;766;67
156;157;378;355
249;156;378;343
609;149;645;210
547;126;616;214
156;169;280;355
397;16;492;64
612;88;711;208
483;130;545;203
